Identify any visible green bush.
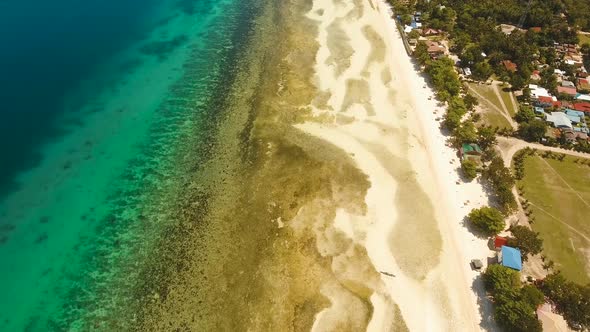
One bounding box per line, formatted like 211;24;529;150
467;206;505;235
461;159;478;180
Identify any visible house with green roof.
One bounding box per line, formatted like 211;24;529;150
460;143;483;165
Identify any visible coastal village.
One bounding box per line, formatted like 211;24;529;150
390;0;590;331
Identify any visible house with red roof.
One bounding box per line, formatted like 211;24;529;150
502;60;517;72
425;40;445;59
573;102;590;113
422;28;441;36
494;236;508;250
535;96;561;108
557;86;577;96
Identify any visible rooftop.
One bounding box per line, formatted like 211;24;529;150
529;84;552;98
558;86;577;96
565;114;581;123
561;80;575;88
573;102;590;113
538;96;555;103
502;60;517;72
462;143;482;154
494;236;508;249
546;112;573;129
501;246;522;271
565;109;585;117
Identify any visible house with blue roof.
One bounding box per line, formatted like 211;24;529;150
546;112;573;129
534;107;546;116
565;109;585;118
499;246;522;271
565;113;581;124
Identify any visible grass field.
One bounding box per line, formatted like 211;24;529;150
519;155;590;284
578;33;590;46
499;86;517;116
481;109;513;129
467;83;513;129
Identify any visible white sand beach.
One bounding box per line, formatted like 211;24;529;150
300;0;495;330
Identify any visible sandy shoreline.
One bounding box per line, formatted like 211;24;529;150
300;0;495;330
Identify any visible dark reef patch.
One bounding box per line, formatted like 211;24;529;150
140;35;189;61
34;232;48;244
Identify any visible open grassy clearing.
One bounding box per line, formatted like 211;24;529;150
578;32;590;46
480;109;513;129
468;82;499;107
519;155;590;284
467;83;513;129
499;86;517;116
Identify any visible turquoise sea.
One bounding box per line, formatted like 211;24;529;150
0;0;260;329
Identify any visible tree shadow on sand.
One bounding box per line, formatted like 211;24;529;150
472;274;500;331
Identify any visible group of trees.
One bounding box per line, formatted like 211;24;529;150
512;147;536;180
541;273;590;331
396;2;590;331
507;225;544;260
406;0;585;90
415;43;502;184
481;156;518;213
483;265;544;332
415;41;488;150
515;106;548;143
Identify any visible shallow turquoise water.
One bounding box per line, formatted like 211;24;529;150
0;0;254;329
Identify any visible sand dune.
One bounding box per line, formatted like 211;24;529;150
300;0;494;330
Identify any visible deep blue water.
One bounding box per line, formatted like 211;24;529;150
0;0;160;197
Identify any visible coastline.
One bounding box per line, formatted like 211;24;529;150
299;0;494;329
0;0;501;329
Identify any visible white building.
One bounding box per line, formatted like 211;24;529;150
529;84;552;99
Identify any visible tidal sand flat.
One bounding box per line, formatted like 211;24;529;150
298;0;491;330
0;0;490;330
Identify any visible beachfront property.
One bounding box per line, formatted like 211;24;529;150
459;143;483;165
498;246;523;271
425;40;445;59
487;235;510;252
